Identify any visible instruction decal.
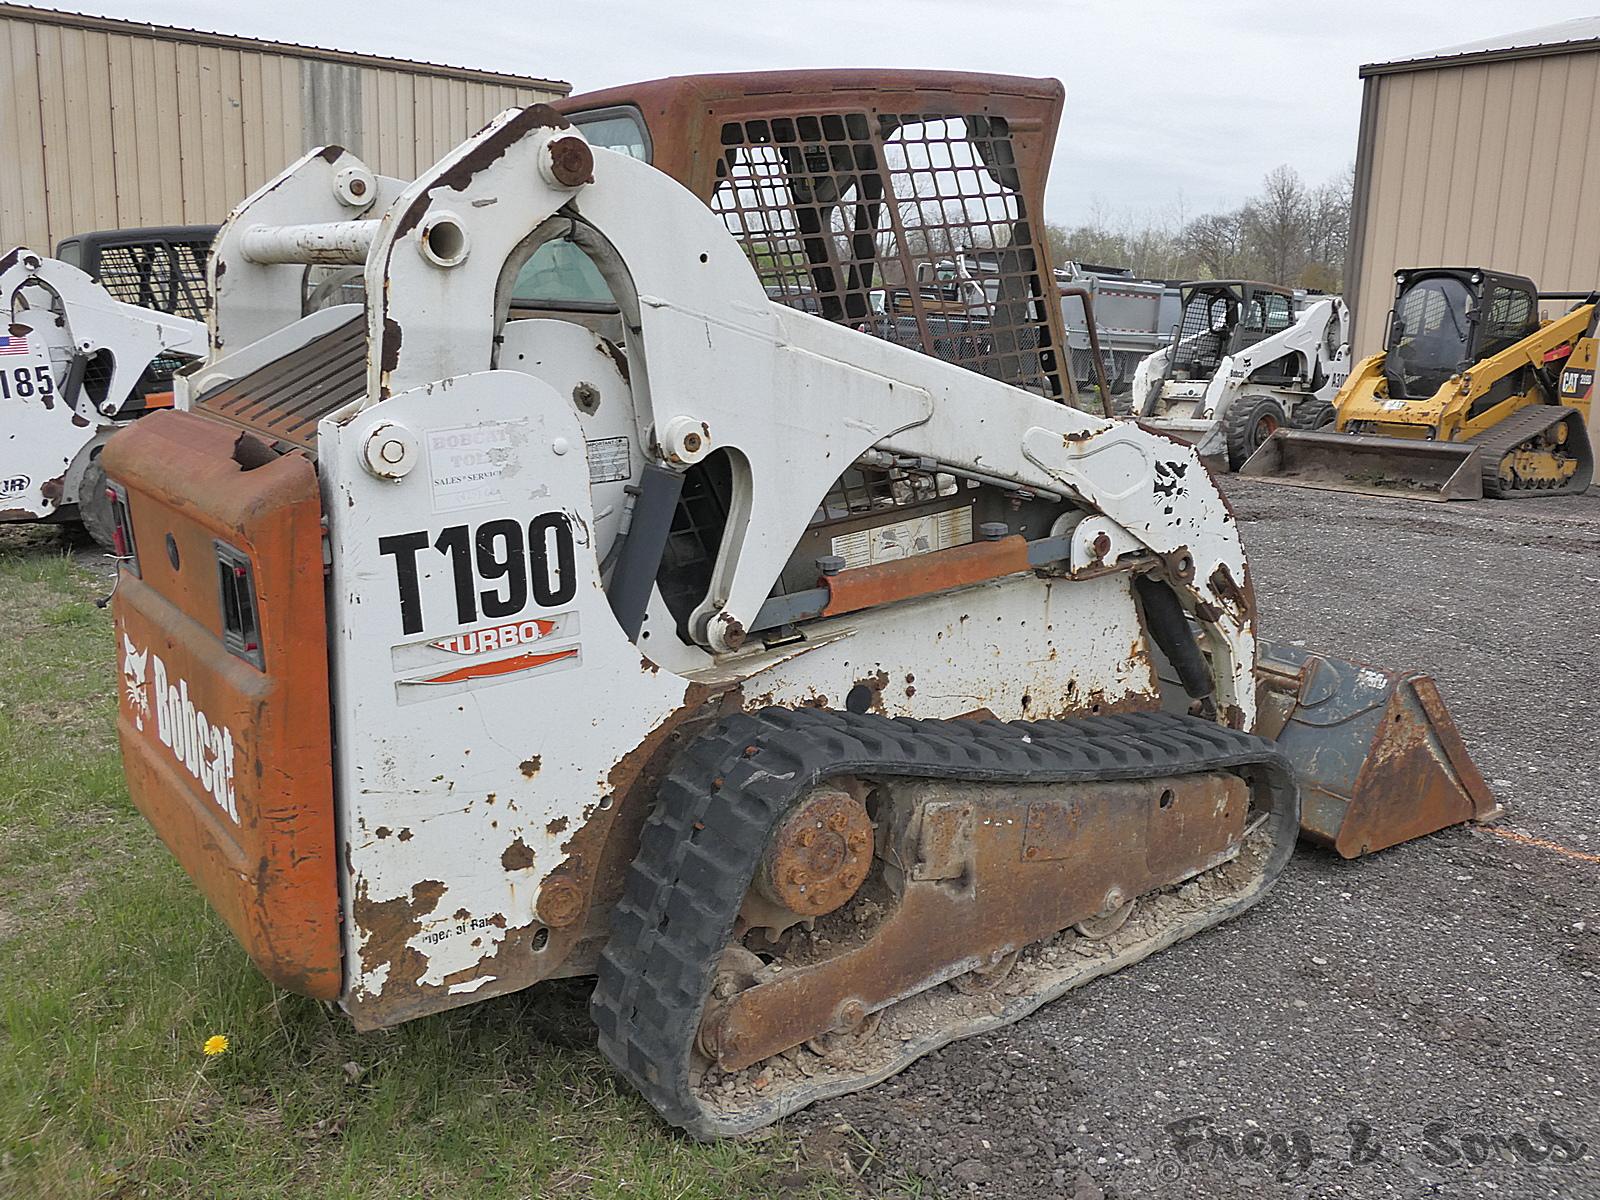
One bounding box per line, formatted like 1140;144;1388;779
585;436;631;485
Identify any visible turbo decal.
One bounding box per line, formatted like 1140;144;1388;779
401;646;580;686
120;634;239;823
430;617;557;656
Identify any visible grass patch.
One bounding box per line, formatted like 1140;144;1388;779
0;529;887;1199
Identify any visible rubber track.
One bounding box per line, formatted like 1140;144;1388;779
1471;403;1594;498
591;707;1298;1138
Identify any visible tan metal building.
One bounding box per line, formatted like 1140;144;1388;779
0;5;568;251
1347;17;1600;354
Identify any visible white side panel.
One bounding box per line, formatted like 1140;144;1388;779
321;370;692;1024
0;317;85;519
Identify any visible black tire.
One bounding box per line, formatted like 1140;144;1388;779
76;454;117;550
1291;399;1336;430
1223;394;1289;470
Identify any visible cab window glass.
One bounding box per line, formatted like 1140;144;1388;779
511;239;615;307
1481;285;1537;356
569;108;651;162
1242;295;1267;331
1263;293;1293;333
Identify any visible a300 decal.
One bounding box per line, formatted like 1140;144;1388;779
379;513;577;636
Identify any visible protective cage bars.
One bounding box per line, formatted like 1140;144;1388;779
708;110;1064;399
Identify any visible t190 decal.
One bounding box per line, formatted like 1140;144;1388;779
379;513;578;636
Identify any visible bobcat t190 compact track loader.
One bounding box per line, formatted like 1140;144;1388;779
1;234;209;544
1125;281;1349;468
104;76;1495;1138
1243;267;1598;499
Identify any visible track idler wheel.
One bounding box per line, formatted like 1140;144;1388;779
757;787;873;918
1074;891;1136;938
739;786;874;942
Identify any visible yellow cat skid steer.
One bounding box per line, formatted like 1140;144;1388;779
1242;267;1597;499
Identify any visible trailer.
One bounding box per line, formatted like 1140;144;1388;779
1058;263;1180;393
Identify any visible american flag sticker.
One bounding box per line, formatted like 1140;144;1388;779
0;334;28;356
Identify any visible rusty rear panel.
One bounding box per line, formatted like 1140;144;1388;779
103;409;340;997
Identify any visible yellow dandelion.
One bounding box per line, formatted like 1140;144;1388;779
202;1034;230;1057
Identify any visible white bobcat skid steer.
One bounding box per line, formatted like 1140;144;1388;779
0;246;205;544
102;86;1492;1141
1128;281;1349;469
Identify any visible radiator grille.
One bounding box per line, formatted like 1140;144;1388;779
190;316;367;451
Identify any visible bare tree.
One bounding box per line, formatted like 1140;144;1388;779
1303;164;1354;291
1049;164;1355;290
1241;165;1310;286
1181;210;1254;280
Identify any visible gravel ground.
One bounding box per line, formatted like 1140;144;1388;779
794;479;1600;1200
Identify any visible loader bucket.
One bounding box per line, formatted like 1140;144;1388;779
1255;641;1499;857
1239;429;1484;501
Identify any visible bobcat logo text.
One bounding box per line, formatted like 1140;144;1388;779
120;635;240;822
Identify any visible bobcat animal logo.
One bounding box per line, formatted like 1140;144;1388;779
121;633;150;731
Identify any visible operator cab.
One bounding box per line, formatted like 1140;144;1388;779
1384;267;1540;399
1169;281;1295;381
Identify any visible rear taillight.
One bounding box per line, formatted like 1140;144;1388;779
107;481;139;575
215;541;265;669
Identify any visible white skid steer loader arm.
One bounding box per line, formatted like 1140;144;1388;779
0;246;206;524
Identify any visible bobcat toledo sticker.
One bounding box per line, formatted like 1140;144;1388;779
121;633;239;822
427;420;533;513
0;474;29;501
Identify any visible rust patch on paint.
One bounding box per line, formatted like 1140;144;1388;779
1208;562;1253;620
519;757;541;778
546;815;569;835
501;838;535;871
352;877;446;980
597;334;630;383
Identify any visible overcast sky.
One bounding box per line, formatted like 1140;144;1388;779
18;0;1598;224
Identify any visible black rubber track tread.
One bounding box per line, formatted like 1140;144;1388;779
591;707;1298;1138
1471;404;1594;498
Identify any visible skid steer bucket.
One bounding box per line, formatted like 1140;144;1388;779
1255;642;1499;857
1240;429;1483;501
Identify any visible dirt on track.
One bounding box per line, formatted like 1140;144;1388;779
792;479;1600;1200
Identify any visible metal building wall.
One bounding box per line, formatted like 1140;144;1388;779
0;6;567;252
1348;47;1600;355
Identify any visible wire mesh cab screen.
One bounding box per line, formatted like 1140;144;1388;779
708;112;1060;398
1172;286;1237;380
69;231;214;322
